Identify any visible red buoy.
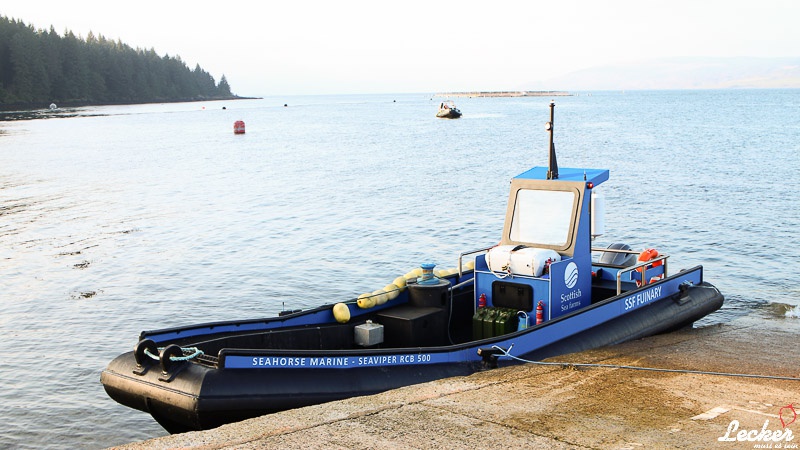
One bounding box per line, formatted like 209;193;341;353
233;120;245;134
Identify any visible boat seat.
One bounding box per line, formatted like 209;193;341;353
486;245;560;277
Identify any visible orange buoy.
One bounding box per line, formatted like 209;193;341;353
233;120;245;134
635;248;663;286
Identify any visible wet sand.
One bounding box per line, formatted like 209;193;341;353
112;313;800;449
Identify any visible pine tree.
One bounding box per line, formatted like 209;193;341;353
217;75;232;96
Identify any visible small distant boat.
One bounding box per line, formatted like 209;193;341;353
49;103;57;110
436;101;462;119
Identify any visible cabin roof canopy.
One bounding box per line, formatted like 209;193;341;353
513;167;609;186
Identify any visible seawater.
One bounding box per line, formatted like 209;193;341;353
1;90;799;449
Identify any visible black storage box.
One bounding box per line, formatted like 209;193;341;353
491;281;533;311
376;306;447;347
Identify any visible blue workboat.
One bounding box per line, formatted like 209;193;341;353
101;103;723;433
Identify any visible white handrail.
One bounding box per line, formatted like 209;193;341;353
615;255;669;294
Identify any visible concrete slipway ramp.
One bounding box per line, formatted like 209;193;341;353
112;311;800;449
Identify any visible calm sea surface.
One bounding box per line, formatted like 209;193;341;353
1;90;799;449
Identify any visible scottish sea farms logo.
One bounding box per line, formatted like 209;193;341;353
564;261;578;289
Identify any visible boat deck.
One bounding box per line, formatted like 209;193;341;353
173;270;637;369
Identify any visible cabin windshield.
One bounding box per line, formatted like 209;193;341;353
509;189;577;247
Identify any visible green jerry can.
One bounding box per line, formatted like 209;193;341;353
482;307;500;338
493;308;518;336
472;306;490;340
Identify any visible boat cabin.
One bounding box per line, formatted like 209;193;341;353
472;167;609;323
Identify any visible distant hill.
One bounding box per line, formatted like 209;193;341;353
532;57;800;91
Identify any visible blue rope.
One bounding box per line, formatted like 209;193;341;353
491;344;800;381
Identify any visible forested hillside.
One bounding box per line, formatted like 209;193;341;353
0;16;236;108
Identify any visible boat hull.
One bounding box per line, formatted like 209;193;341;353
102;356;479;433
101;276;722;434
436;109;462;118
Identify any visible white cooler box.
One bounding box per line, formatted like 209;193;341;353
486;245;561;277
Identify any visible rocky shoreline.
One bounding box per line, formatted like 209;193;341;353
0;95;257;113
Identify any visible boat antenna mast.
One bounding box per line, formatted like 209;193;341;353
546;101;558;180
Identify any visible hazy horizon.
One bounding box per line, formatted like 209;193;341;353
3;1;799;96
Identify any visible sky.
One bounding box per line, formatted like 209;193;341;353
3;0;799;96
